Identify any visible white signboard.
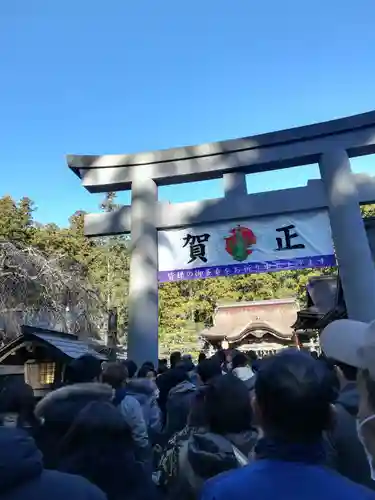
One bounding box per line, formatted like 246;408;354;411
158;210;335;282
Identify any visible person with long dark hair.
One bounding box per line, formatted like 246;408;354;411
160;374;258;500
57;401;159;500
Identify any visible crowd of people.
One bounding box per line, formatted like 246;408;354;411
1;318;375;500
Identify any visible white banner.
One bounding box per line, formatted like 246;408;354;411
158;210;335;282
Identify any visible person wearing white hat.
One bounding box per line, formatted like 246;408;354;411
321;319;375;486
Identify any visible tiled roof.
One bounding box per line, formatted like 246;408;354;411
32;332;107;360
33;332;107;360
201;300;298;341
21;326;107;361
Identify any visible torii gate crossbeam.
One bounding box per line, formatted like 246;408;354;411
67;111;375;365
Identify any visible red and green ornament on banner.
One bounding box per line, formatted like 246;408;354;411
225;226;256;262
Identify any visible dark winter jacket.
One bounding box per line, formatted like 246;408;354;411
57;400;159;500
34;382;113;468
201;437;375;500
156;368;185;424
232;367;256;392
0;427;105;500
325;382;375;489
126;379;162;436
165;380;197;440
250;359;261;372
160;428;257;500
188;370;201;387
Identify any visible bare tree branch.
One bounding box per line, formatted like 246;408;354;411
0;241;105;343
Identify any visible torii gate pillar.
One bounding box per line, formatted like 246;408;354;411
67;112;375;366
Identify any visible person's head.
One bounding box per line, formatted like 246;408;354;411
247;350;258;362
64;355;102;385
204;374;253;434
254;349;335;443
321;319;375;475
158;359;168;375
59;401;135;497
232;352;249;370
122;360;138;379
215;349;226;365
0;379;37;428
177;358;195;373
61;400;133;449
142;361;155;370
138;364;157;381
169;365;190;388
197;358;222;385
198;352;206;364
225;350;234;364
102;362;128;390
170;351;182;369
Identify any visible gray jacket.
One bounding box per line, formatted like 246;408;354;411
165;380;197;440
116;390;152;469
126;379;162;435
118;393;148;449
326;382;375;490
170;429;257;500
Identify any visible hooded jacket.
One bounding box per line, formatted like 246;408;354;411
156;368;190;424
165;380;196;440
113;387;152;471
126;378;162;434
0;427;105;500
34;382;113;468
232;367;256;392
201;437;375;500
164;429;256;500
325;382;375;489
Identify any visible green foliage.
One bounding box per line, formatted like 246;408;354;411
0;196;35;244
0;195;374;353
362;204;375;218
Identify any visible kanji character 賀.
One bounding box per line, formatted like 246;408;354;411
182;233;211;263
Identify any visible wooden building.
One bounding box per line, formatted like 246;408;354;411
294;216;375;336
292;274;346;337
201;298;299;356
0;325;107;398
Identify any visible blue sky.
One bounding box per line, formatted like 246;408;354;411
1;1;375;227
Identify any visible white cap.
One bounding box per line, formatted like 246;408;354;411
320;319;375;379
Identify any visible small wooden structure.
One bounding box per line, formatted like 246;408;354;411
201;298;299;356
0;325;107;398
293;217;374;336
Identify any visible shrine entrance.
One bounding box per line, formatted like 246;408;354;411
68;112;375;365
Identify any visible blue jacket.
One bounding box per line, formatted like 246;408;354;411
114;387;152;470
0;427;105;500
201;438;375;500
125;378;162;434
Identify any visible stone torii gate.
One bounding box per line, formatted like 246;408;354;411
67;111;375;365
